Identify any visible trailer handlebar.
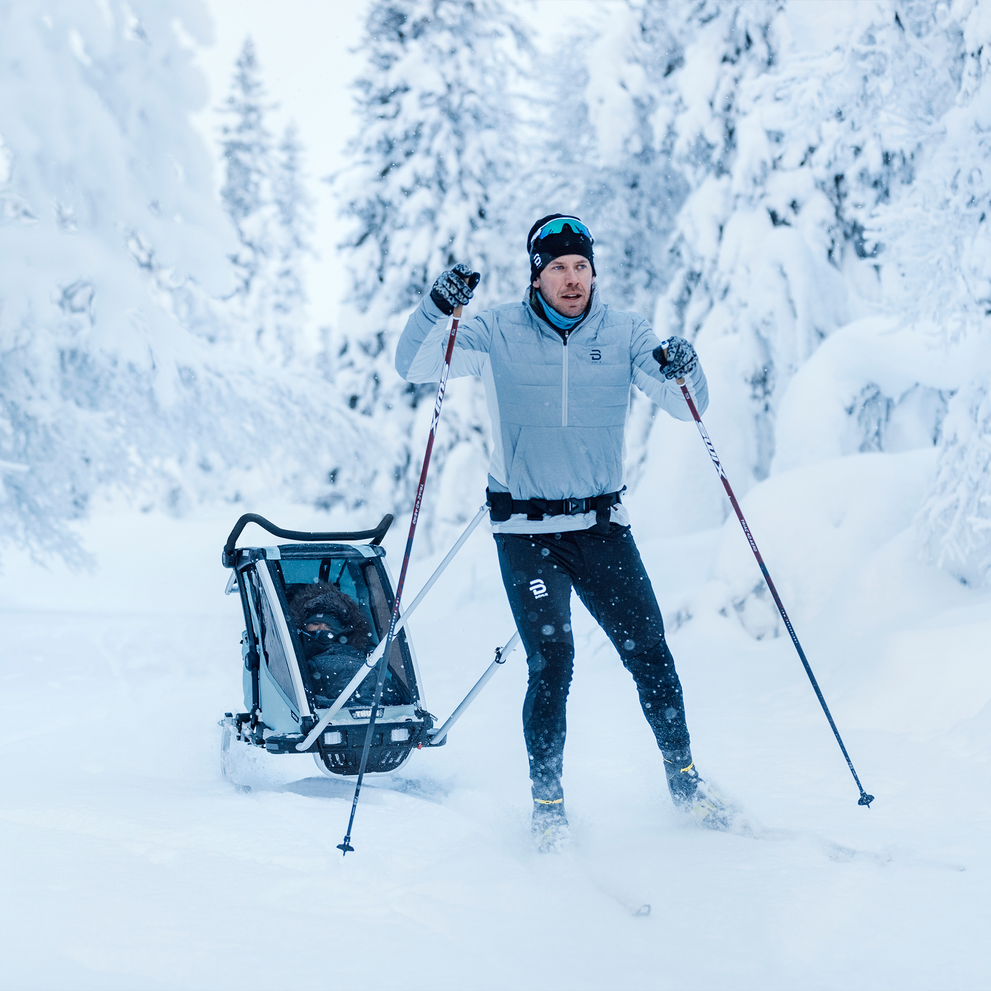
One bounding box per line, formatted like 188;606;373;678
222;512;394;567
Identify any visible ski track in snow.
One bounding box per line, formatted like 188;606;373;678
1;504;989;991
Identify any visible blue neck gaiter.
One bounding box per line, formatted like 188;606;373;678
537;292;586;332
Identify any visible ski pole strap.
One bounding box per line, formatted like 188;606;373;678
486;489;623;526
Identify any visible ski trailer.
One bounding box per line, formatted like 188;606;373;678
219;509;516;782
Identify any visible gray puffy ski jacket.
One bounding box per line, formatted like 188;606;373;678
395;289;709;533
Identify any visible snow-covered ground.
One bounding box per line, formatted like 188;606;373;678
2;483;989;991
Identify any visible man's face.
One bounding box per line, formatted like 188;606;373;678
533;254;593;318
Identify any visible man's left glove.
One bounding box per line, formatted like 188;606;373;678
430;263;481;316
653;337;698;381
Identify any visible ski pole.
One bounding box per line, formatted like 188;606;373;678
667;351;874;808
297;504;488;752
382;503;488;647
428;630;521;746
338;294;476;854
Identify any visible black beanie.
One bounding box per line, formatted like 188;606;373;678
527;214;595;281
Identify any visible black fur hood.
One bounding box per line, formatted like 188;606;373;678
288;582;375;650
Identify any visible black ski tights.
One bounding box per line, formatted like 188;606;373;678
495;524;692;800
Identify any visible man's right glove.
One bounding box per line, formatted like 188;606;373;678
652;336;699;381
430;263;481;316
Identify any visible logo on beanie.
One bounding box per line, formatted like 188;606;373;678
532;252;542;269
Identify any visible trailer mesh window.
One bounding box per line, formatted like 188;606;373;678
362;563;413;693
249;569;298;707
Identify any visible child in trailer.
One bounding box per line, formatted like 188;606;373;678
289;583;403;707
395;214;732;847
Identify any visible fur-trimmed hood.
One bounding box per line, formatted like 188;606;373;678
288;582;374;650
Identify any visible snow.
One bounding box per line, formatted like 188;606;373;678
771;318;958;473
2;492;990;990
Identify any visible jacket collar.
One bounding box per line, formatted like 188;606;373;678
523;285;604;340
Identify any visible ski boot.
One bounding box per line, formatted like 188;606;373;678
531;780;569;852
663;749;734;831
532;798;569;852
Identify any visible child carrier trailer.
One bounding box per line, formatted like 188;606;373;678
219;509;520;782
220;513;436;777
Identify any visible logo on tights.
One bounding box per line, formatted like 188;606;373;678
529;579;548;600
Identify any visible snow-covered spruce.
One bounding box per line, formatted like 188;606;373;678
330;0;534;528
0;3;366;562
218;39;313;367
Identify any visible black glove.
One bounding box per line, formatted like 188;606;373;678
430;263;481;315
653;337;698;380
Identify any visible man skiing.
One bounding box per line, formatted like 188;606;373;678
396;215;725;845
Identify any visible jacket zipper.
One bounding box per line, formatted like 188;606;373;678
561;332;570;427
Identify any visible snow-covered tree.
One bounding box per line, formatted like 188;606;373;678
218;39;313;364
269;122;313;362
0;1;363;564
219;37;272;295
910;0;991;584
532;3;691;320
642;0;850;497
589;2;972;525
332;0;533;523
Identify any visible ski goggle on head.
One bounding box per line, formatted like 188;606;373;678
527;217;594;253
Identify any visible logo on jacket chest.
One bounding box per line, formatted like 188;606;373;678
589;349;601;361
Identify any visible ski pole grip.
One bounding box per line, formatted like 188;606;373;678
661;347;686;386
453;304;463;318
